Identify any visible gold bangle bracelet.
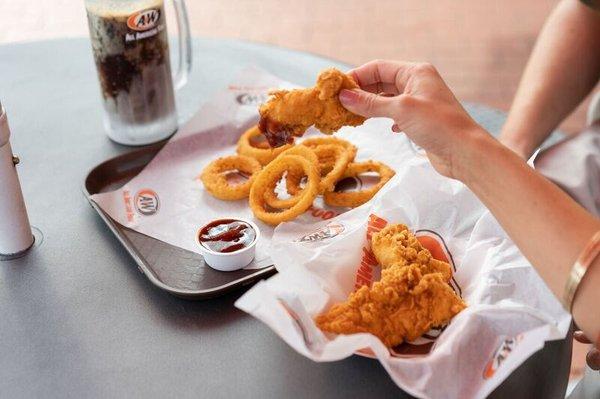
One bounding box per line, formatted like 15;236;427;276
563;230;600;311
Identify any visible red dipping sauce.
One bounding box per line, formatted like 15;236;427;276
258;116;294;148
198;219;256;253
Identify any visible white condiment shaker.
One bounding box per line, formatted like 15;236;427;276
0;101;34;257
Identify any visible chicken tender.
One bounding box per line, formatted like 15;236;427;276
258;68;366;147
316;264;466;348
371;224;453;282
316;222;464;348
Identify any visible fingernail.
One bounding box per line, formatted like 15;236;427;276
588;349;600;370
339;89;359;105
392;123;400;133
574;331;591;343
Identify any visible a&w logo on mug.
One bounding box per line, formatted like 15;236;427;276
127;9;161;32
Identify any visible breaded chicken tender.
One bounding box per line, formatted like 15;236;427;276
315;264;466;348
258;68;366;147
371;224;453;282
316;223;465;348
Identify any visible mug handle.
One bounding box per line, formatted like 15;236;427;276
170;0;192;90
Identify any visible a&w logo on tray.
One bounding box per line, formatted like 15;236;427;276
134;189;160;216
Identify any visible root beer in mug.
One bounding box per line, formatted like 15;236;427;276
85;0;191;145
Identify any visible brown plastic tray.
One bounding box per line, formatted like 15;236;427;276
83;143;275;299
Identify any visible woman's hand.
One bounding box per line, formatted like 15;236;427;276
339;59;493;180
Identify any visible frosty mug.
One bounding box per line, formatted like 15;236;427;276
85;0;191;145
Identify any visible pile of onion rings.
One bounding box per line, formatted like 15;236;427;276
199;125;395;225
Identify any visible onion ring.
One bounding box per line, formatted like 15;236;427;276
323;161;395;208
200;155;262;200
236;125;293;165
249;154;319;225
263;146;319;209
287;144;350;195
313;145;351;192
300;136;358;162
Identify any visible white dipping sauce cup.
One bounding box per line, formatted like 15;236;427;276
196;218;260;272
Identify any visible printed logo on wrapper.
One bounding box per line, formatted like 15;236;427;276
354;214;463;359
295;222;345;243
122;190;135;223
127;9;161;32
236;93;268;106
483;335;523;379
333;172;381;195
307;205;339;221
134;189;160;216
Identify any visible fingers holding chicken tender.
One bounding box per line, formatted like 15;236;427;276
258;68;366;147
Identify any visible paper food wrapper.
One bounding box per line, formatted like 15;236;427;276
92;67;570;398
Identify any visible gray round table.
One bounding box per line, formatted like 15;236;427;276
0;38;571;398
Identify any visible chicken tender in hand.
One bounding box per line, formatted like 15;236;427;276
371;224;453;282
316;264;466;348
258;68;366;147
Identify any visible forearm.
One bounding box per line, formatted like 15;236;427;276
500;0;600;158
459;129;600;338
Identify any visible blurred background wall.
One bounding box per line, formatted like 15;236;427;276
0;0;590;134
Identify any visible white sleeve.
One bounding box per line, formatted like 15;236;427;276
535;125;600;217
